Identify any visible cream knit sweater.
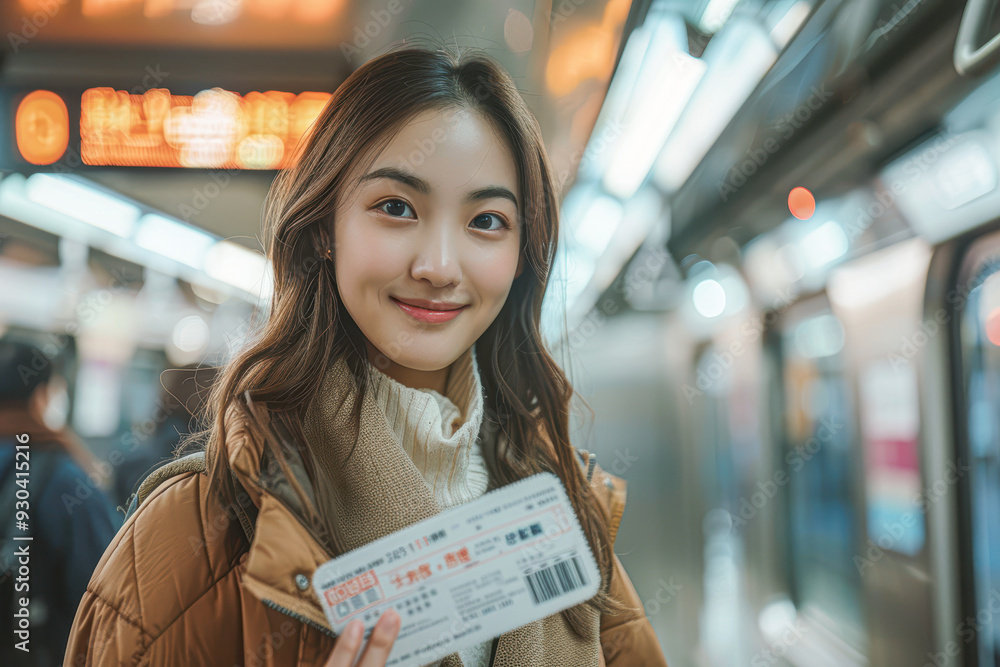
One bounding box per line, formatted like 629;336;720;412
366;344;493;667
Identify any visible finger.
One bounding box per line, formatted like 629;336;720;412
357;608;401;667
323;620;365;667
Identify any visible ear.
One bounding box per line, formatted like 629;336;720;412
28;382;48;421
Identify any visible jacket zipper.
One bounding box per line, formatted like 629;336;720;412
261;597;338;640
488;635;499;667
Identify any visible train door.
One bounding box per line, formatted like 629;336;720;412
773;296;868;664
951;229;1000;667
829;237;935;666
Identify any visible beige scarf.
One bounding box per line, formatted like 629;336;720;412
366;344;490;509
302;351;602;667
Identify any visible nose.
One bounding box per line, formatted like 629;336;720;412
410;218;462;288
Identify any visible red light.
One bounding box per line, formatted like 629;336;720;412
986;308;1000;346
788;187;815;220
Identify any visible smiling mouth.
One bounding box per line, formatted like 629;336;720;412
390;297;468;323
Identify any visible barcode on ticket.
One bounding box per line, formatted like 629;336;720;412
523;555;589;605
313;472;602;667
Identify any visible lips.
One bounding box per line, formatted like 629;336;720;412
392;297;466;311
391;297;468;324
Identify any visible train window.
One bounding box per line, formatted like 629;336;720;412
956;242;1000;665
780;308;866;651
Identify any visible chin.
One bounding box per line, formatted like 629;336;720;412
365;337;451;371
401;359;450;372
396;348;458;372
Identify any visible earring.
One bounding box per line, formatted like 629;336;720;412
323;248;332;261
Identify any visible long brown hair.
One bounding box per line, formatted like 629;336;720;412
190;43;628;636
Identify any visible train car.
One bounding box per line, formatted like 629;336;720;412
563;0;1000;665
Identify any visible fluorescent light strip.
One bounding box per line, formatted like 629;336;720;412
205;241;271;297
135;213;217;270
24;174;140;238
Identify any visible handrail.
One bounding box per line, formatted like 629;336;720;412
954;0;1000;76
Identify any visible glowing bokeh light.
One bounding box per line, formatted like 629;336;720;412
78;87;330;169
81;0;343;24
788;186;816;220
986;307;1000;346
16;90;69;166
693;278;727;318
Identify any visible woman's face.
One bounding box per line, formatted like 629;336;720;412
333;107;523;379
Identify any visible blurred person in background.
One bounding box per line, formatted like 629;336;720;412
64;45;666;667
112;364;218;509
0;336;120;666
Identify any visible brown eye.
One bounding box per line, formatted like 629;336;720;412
470;213;507;231
376;199;416;219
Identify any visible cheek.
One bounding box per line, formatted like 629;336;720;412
473;248;520;306
334;218;399;293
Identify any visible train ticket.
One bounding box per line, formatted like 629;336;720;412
311;471;601;667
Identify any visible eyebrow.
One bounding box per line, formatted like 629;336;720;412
359;167;519;209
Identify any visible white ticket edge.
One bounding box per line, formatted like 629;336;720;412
311;471;601;666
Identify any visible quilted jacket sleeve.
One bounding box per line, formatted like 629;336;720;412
579;452;669;667
601;553;669;667
64;588;149;666
63;470;246;667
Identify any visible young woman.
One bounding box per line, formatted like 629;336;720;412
64;45;668;667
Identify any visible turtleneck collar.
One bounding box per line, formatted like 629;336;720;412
365;345;489;508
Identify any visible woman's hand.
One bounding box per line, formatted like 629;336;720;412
323;608;401;667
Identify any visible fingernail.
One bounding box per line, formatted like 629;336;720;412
386;609;400;631
348;621;363;640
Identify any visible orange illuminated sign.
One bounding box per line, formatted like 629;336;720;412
75;87;330;169
15;90;70;165
76;0;343;23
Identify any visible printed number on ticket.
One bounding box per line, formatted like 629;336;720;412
312;471;601;667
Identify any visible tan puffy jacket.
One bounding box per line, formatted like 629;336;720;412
64;363;668;667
